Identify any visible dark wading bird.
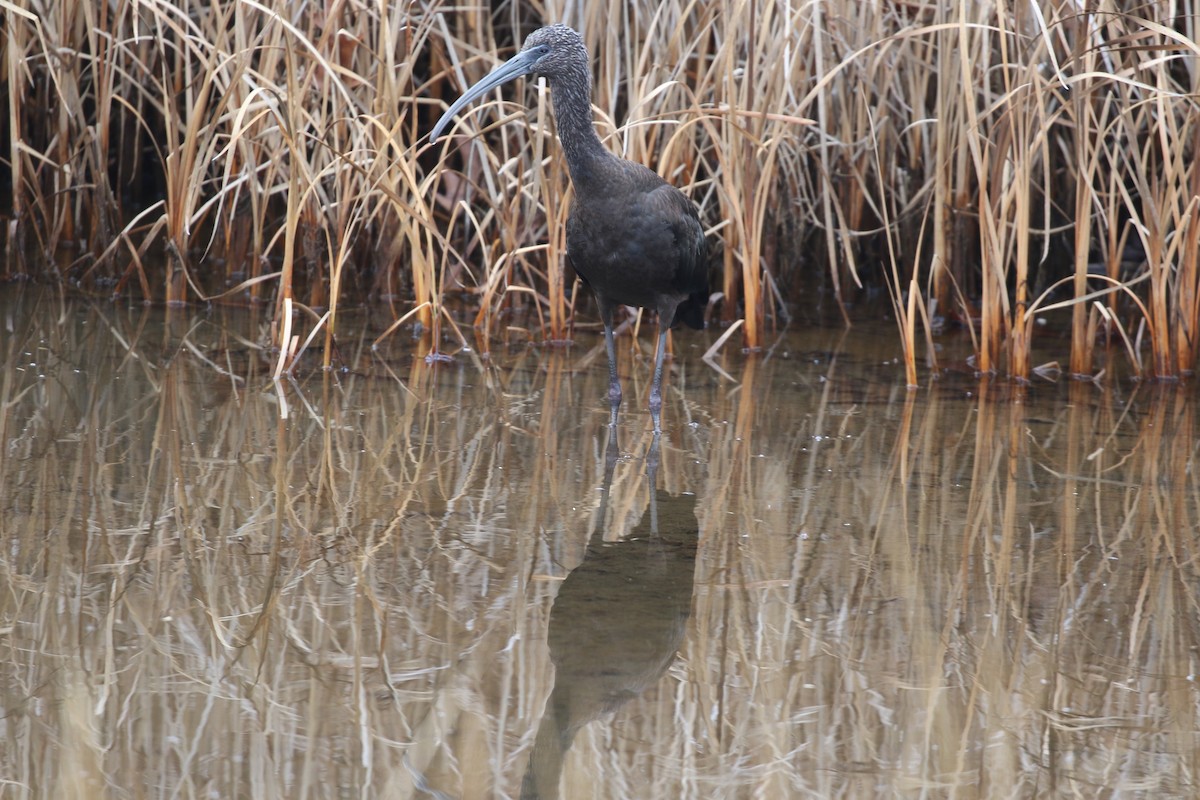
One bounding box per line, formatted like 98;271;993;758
429;24;709;433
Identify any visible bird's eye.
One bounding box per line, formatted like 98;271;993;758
537;45;550;56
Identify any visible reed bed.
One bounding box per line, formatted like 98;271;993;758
1;289;1197;798
3;1;1199;378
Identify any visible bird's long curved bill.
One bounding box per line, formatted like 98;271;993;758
429;49;542;142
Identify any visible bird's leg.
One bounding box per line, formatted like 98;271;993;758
600;303;623;419
604;322;622;405
648;326;670;435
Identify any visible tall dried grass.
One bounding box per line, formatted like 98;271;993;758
1;291;1197;797
3;2;1200;377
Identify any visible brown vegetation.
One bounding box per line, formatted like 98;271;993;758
3;1;1200;379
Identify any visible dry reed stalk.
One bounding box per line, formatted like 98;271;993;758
1067;13;1100;378
5;1;34;272
872;111;919;388
1007;81;1036;383
1176;190;1200;375
929;12;955;318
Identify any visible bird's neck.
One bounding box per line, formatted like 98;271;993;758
549;73;614;187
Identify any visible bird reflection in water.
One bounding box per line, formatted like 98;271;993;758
521;433;700;799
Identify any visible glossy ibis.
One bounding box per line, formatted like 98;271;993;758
430;24;708;433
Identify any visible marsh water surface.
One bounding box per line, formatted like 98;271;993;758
1;287;1197;798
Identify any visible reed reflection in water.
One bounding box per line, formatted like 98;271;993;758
0;286;1197;799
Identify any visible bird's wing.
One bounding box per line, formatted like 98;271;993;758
640;182;708;296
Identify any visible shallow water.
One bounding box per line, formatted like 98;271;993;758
1;286;1197;799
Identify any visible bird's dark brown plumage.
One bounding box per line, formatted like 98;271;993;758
431;24;708;432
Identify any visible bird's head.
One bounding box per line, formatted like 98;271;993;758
429;24;587;143
516;24;587;80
